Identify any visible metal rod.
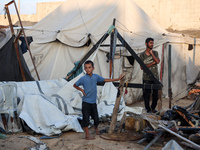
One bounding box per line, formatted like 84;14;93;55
193;38;196;63
160;44;165;81
97;82;162;90
158;124;200;149
144;123;174;150
13;0;40;80
100;44;123;47
109;18;116;78
169;87;172;109
168;45;172;108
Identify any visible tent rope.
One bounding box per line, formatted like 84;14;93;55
76;0;89;34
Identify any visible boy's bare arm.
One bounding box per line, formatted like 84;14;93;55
73;83;86;96
104;74;124;82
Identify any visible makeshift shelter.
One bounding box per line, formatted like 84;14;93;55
0;35;34;81
24;0;200;102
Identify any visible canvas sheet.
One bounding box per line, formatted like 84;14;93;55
12;74;125;136
0;28;11;49
26;0;167;50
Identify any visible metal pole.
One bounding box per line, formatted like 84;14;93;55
109;18;116;78
193;38;196;63
12;0;40;80
168;45;172;108
158;124;200;149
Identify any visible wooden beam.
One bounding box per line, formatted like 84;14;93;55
108;71;126;134
117;31;161;85
66;32;109;80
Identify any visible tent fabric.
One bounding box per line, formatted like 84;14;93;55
19;94;83;136
0;36;34;81
26;0;167;49
7;75;125;136
0;28;11;49
24;0;200;101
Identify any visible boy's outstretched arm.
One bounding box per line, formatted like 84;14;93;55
73;83;86;96
104;74;124;82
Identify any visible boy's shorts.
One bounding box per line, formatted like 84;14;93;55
82;101;99;127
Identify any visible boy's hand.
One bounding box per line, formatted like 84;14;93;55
118;74;125;80
81;89;86;96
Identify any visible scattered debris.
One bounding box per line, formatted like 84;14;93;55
162;140;183;150
0;133;7;139
18;136;49;150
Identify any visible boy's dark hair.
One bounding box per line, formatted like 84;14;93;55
84;60;94;67
145;37;154;44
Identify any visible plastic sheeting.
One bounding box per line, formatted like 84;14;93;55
162;140;183;150
1;74;125;136
0;36;34;81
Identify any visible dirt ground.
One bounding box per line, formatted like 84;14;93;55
0;98;196;150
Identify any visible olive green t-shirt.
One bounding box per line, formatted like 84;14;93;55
139;50;159;81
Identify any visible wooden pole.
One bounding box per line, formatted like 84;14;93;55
117;112;127;133
5;5;26;81
108;70;126;134
13;0;40;80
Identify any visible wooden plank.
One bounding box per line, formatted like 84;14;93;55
108;71;126;134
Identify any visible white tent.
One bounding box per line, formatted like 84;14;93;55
25;0;200;102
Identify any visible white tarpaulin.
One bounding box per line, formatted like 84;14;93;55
1;73;125;136
24;0;200;102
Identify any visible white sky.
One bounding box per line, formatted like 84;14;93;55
0;0;66;15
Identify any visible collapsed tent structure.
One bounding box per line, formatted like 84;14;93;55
24;0;200;102
0;0;200;136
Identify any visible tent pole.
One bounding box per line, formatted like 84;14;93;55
12;0;40;81
109;18;116;78
168;45;172;109
66;32;109;80
5;5;26;81
117;31;162;85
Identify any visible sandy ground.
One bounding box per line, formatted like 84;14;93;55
0;98;195;150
